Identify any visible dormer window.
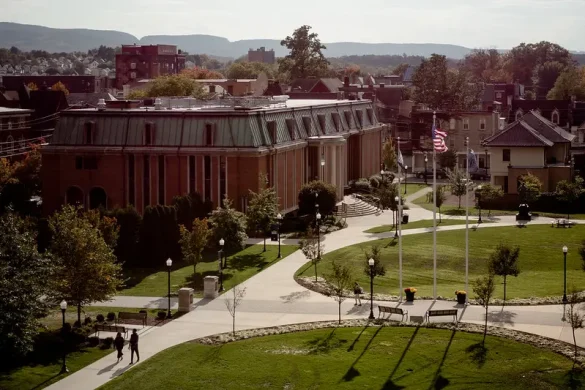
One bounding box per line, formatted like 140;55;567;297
285;118;296;140
356;110;364;127
144;122;154;145
317;114;326;133
302;116;312;134
332;113;341;132
515;109;523;121
551;110;560;125
205;123;214;146
366;108;374;124
84;121;95;145
267;120;277;144
343;111;353;127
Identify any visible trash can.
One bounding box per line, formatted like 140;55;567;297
402;213;409;224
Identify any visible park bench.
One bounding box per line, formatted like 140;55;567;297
117;312;147;327
378;306;408;322
555;219;575;228
94;324;127;338
425;309;458;323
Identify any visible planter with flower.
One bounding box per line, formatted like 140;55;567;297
404;287;417;302
455;290;467;304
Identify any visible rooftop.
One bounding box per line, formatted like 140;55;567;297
0;107;33;114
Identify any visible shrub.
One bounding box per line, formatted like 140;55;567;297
139;309;147;314
96;314;105;323
298;180;338;218
106;312;116;322
62;322;72;334
84;316;92;325
369;175;381;189
88;336;100;347
101;337;114;350
73;320;82;328
353;179;371;193
157;311;167;320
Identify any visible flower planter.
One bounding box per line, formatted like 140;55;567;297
405;292;415;302
456;294;466;305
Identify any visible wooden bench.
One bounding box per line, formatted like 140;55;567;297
556;220;575;228
378;306;408;322
426;309;458;323
117;312;147;327
94;324;127;338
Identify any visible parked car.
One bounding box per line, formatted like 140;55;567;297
414;168;447;179
470;168;490;181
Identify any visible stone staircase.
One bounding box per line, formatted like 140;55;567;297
334;198;379;218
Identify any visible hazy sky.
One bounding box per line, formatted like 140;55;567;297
4;0;585;50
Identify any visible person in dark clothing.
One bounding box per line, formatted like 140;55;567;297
129;329;139;364
114;332;125;362
353;282;362;306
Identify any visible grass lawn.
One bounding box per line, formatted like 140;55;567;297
99;326;582;390
121;244;297;297
0;345;110;390
298;225;585;299
364;219;473;233
395;182;428;195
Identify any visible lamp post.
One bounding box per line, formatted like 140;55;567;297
485;148;489;178
477;185;483;223
219;238;227;268
368;258;375;320
404;165;408;194
218;240;224;292
59;300;68;374
394;195;400;238
166;258;173;318
563;246;568;303
320;155;326;180
424;154;428;185
316;212;322;260
277;213;282;258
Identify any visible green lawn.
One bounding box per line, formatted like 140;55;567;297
364;219;472;233
298;225;585;299
0;345;110;390
99;326;582;390
395;182;428;195
121;245;297;297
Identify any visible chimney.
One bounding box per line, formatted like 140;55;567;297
344;76;349;87
97;98;106;111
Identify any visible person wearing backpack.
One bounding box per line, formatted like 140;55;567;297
353;282;363;306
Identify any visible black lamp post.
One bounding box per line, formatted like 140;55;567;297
59;300;68;374
218;240;225;292
368;258;375;320
316;212;322;260
477;185;483;223
404;165;408;194
563;246;568;303
276;213;282;258
321;155;326;180
394;195;400;238
485;148;489;177
424;154;428;185
166;258;172;319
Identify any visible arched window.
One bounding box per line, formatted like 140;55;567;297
66;186;84;207
551;110;560;125
89;187;107;210
6;135;14;151
515;109;523;121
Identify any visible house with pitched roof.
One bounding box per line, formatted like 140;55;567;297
483;110;574;194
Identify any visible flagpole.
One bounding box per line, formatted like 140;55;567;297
465;137;469;304
398;140;403;302
432;111;437;300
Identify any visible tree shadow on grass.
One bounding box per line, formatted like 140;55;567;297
347;323;370;352
305;328;348;355
30;373;62;390
381;326;420;389
465;343;488;368
341;326;383;383
183;271;233;292
565;368;584;390
428;329;456;390
486;309;516;326
229;253;277;272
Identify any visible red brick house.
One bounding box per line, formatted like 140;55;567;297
115;45;185;89
41;98;384;215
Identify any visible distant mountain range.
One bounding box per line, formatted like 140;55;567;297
1;22;480;59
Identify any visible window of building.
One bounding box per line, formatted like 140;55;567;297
227;85;234;95
204;155;211;202
449;119;456;130
128;155;135;206
285;118;296;139
344;111;353;127
366;108;374;124
144;122;154;145
332;113;341;132
130;63;136;69
158;155;165;204
84;122;94;145
75;156;98;170
317;114;326;133
267;120;277;144
480;119;486;130
495;92;502;99
188;156;196;194
219;156;226;205
302;116;312;134
463;118;469;130
143;155;150;207
6;135;14;151
552;110;560;124
503;149;511;162
209;85;216;93
205;123;214;146
75;156;83;170
89;187;107;210
130;72;136;79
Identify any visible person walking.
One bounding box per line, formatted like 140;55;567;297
353;282;363;306
129;329;140;364
114;332;125;362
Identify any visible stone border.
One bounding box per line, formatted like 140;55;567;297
192;319;584;365
295;276;585;306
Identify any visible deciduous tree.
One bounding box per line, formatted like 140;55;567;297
298;180;337;219
518;173;542;205
327;261;353;324
246;174;278;251
225;61;276;79
547;66;585;100
300;227;324;281
51;81;69;95
181;67;224;80
179;218;211;277
473;272;496;343
555;176;585;220
363;245;386;278
224;284;246;336
382;137;397;172
280;25;330;79
488;244;520;303
566;289;585;366
144;74;207;99
478;184;504;217
447;168;467;208
209;198;248;260
438;149;457;171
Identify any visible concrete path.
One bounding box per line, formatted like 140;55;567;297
47;187;585;390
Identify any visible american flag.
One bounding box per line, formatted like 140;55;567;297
432;125;448;153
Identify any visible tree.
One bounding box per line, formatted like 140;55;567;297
179;218;211;277
280;25;330;79
45;67;61;75
49;205;123;324
246;174;278;252
103;206;142;267
461;49;508;83
27;82;38;91
299;227;324;281
533;61;567;98
580;240;585;272
73;61;85;75
84;208;120;250
412;54;448;110
0;213;55;359
447;168;467;208
547;66;585;100
363;245;386;278
555;177;585;220
209;198;248;260
488;244;520;303
144;74;207;98
224;284;246;336
392;63;410;78
478;184;504;217
138;205;181;268
181;67;224;80
172;192;212;230
51;81;69;95
378;183;399;212
0;145;42;216
298;180;337;219
382;138;397;172
518;173;542;205
438;149;457;170
225;62;276;79
566;289;585;367
473;272;496;343
327;261;353;324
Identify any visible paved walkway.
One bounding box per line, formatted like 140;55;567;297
47;187;585;390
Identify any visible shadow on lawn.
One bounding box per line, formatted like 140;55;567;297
229;253;278;272
465;343;488;368
428;329;456;390
306;328;348;355
341;326;383;382
487;309;517;326
565;368;584;390
380;326;420;389
183;271;233;291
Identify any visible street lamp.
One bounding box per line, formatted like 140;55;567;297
316;212;322;260
368;258;375;320
485;148;489;177
218;240;225;292
394;195;400;238
424;154;428;185
320;155;326;180
563;246;568;303
219;238;226;268
477;185;483;224
59;300;68;374
166;258;173;318
277;213;282;258
404;165;408;194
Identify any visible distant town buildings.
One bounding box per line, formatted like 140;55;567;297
1;75;102;93
248;47;275;64
115;44;185;88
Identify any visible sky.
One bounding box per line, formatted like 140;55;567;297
3;0;585;50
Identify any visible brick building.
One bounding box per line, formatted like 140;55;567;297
115;45;185;89
0;107;33;157
41;97;384;215
248;47;275;64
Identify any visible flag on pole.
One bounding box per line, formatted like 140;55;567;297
468;149;479;171
432;125;448;153
397;144;405;169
